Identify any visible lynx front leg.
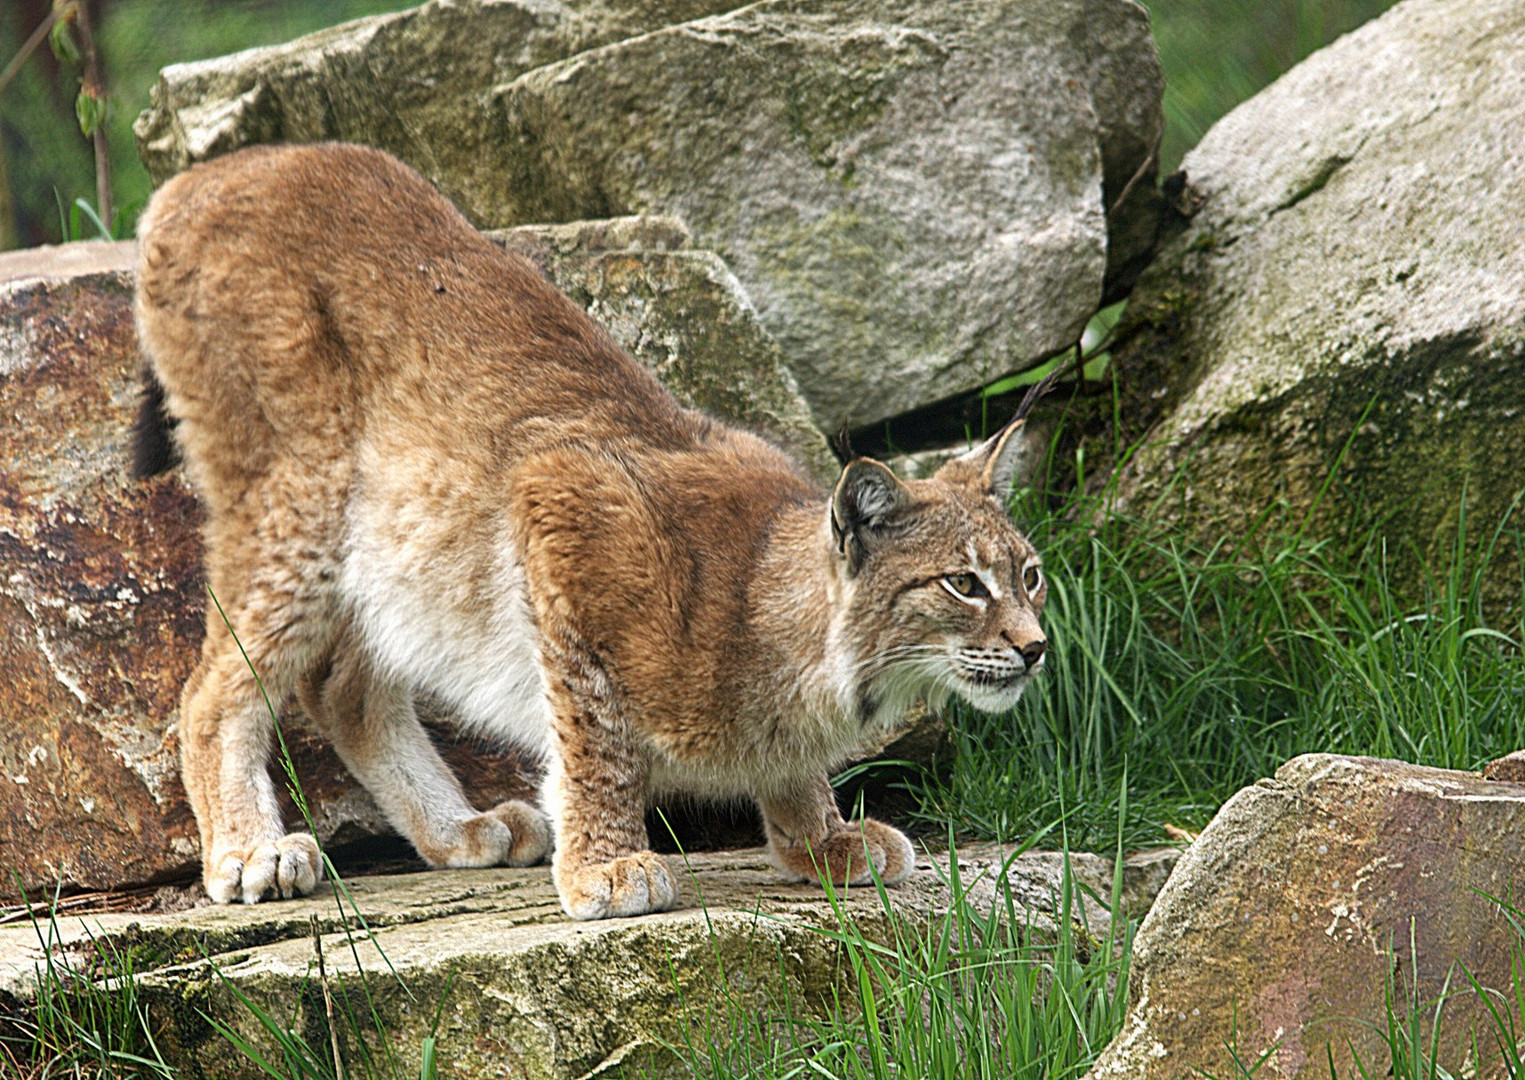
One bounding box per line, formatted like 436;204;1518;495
759;774;916;888
296;639;550;870
541;683;678;920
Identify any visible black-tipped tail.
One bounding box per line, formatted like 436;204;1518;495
131;367;179;479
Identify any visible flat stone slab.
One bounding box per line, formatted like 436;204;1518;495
0;844;1176;1079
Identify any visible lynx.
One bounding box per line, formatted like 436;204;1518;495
132;143;1048;919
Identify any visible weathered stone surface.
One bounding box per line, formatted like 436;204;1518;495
1108;0;1525;602
1485;749;1525;782
488;0;1162;430
1088;755;1525;1080
488;218;837;480
0;844;1176;1079
133;0;748;206
0;232;830;898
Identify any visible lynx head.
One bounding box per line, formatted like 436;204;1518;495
829;418;1046;717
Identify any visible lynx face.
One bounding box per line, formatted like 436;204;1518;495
831;427;1048;721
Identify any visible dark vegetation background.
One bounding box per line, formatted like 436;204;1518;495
3;0;1402;251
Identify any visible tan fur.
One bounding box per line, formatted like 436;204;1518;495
134;144;1047;918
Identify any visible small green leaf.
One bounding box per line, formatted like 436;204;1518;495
73;197;112;240
48;15;80;64
75;87;107;137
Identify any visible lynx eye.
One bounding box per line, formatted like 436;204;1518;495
943;573;986;599
1023;564;1044;596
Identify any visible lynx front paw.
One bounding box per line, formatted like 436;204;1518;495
555;851;680;920
770;818;916;888
207;833;324;904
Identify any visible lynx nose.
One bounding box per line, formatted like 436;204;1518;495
1019;639;1047;668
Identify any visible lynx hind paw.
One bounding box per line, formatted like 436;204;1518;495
447;800;552;868
208;833;324;904
772;819;917;888
557;851;680;921
489;800;552;866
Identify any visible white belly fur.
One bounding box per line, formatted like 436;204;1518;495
339;514;552;759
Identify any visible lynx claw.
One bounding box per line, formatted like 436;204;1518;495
556;851;680;920
206;834;324;904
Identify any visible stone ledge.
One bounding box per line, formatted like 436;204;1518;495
1;844;1176;1080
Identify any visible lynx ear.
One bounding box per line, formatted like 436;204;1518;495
831;458;913;573
953;417;1027;498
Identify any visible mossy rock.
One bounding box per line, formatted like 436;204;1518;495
1107;0;1525;608
134;0;1164;433
133;0;750;207
486;0;1162;430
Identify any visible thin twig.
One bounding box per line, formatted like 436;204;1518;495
1109;144;1157;217
70;0;112;229
0;8;61;96
311;914;346;1080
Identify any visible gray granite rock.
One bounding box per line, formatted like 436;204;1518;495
488;0;1163;429
489;218;837;481
134;0;1165;432
134;0;749;207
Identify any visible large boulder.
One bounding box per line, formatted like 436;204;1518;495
487;0;1163;430
1108;0;1525;600
1087;755;1525;1080
136;0;1165;433
0;844;1176;1080
0;228;830;898
133;0;748;207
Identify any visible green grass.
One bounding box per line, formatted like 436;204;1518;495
913;456;1525;854
650;845;1134;1080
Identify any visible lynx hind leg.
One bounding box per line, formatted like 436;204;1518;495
180;618;327;904
759;775;916;888
297;640;550;870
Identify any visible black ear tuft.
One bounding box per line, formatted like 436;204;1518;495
953;361;1063;500
131;366;180;479
830;458;912;572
